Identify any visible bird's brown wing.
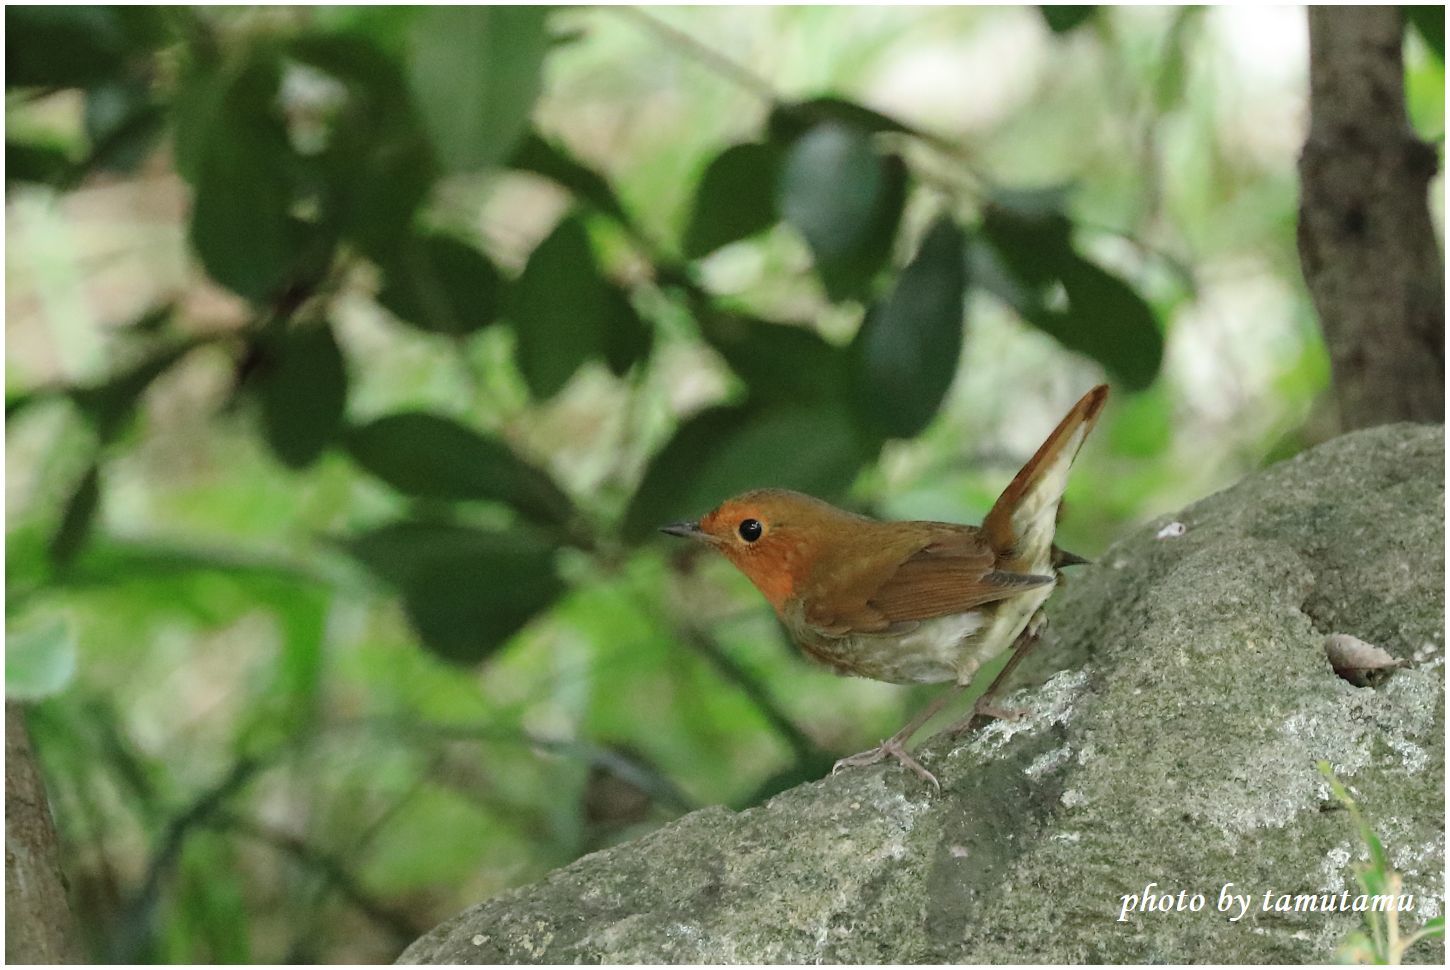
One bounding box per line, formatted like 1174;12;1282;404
802;525;1053;636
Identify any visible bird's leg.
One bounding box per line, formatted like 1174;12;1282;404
940;614;1047;738
831;682;966;791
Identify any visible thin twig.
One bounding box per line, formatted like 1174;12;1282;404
614;6;779;106
210;811;422;945
678;625;821;766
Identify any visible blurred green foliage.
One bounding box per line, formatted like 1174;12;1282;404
5;5;1441;963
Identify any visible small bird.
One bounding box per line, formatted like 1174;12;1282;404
661;385;1108;788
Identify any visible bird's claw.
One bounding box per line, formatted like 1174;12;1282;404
832;739;940;792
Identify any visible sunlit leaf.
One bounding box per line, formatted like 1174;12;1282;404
378;233;502;335
257;322;349;469
407;6;550;172
346;412;574;525
344;520;563;663
853;217;967;438
5;617;78;700
683;142;782;259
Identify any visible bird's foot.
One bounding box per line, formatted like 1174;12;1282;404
942;697;1028;739
832;738;940;792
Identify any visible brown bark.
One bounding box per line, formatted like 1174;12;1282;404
6;703;81;964
1298;7;1444;430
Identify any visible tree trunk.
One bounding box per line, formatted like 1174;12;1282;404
6;703;82;964
1298;6;1444;431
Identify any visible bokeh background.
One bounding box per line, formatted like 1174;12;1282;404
5;5;1444;963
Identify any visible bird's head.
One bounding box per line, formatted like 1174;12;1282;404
660;488;851;611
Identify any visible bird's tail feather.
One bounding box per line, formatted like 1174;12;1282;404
983;385;1109;570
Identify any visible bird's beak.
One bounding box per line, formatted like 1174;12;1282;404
660;520;705;540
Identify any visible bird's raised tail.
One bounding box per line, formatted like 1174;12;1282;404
982;385;1109;572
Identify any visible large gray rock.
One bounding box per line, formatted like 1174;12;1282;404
400;425;1444;964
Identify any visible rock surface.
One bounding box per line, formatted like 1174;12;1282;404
400;425;1445;964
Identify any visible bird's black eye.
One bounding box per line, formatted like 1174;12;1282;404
738;518;763;543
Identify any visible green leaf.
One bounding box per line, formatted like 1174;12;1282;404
979;194;1162;390
5;6;130;88
6;139;73;187
621;403;870;543
289;33;436;261
50;462;102;570
1039;6;1099;34
776;122;906;301
1405;7;1445;62
5;617;78;700
509;214;650;397
767;96;913;143
185;52;311;302
346;412;573;525
703;314;852;406
1034;256;1163;392
344;520;563;663
256;322;349;469
683;142;782;259
510;130;631;225
852;217;967;438
407;6;550;172
84;80;164;174
980;190;1075;288
378;233;502;335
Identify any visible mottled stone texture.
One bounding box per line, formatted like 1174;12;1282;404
400;425;1444;964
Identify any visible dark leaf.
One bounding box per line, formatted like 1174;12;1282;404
5;6;129;88
1040;6;1099;34
510;214;648;396
621;402;870;543
510;130;630;225
407;6;550;172
1405;6;1445;61
599;286;653;378
344;520;563;664
979;189;1075;288
185;53;311;302
1035;255;1163;392
346;412;573;525
83;80;164;174
6;139;73;186
683;142;782;259
378;233;501;335
978;190;1164;389
702;314;851;407
767;96;913;143
289;33;436;260
257;322;348;469
50;462;102;569
852;217;967;438
776;122;906;302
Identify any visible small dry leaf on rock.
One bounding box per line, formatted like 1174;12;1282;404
1323;633;1406;686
